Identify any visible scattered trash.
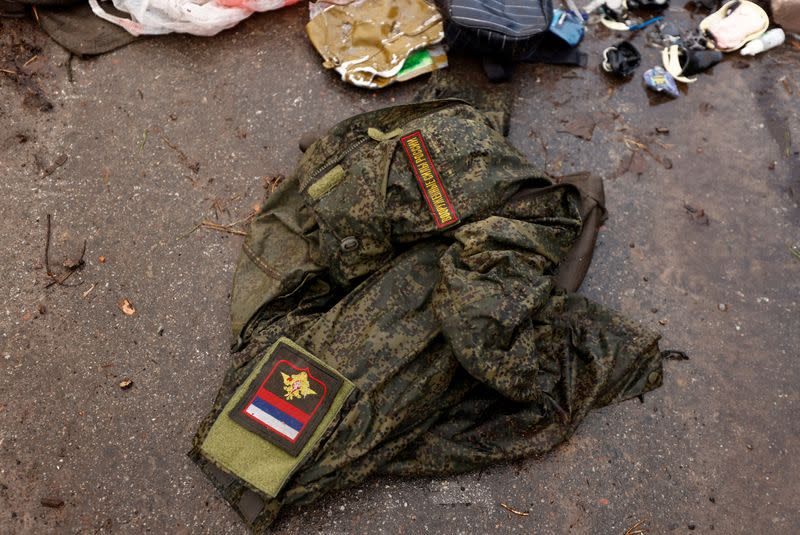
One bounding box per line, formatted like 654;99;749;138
118;298;136;316
700;0;769;51
602;41;642;77
440;0;586;80
662;45;722;82
88;0;295;36
643;66;680;98
628;0;668;9
306;0;445;89
499;502;530;516
598;0;664;33
550;9;586;47
627;16;664;31
40;497;64;508
119;379;133;389
740;28;786;55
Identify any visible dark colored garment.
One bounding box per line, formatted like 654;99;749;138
39;2;137;56
190;99;664;533
437;0;586;81
0;0;138;56
602;41;642;77
38;3;138;56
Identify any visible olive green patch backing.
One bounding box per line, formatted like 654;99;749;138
199;337;354;498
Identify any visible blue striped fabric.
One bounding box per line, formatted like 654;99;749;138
449;0;549;37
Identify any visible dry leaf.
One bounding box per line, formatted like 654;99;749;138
98;255;106;263
118;299;136;316
558;114;598;140
119;379;133;390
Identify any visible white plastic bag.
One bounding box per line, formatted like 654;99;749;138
88;0;297;36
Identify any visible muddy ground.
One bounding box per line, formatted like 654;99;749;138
1;5;799;535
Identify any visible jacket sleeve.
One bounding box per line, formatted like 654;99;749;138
432;186;583;403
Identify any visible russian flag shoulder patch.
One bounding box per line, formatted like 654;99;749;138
229;340;344;456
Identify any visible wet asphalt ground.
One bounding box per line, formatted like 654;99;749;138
1;4;799;534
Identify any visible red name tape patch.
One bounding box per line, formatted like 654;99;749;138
400;131;459;229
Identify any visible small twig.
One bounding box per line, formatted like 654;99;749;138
651;138;674;151
67;53;75;84
138;129;148;154
82;282;96;298
161;134;180;152
101;168;110;193
182;222;202;239
0;68;16;75
23;55;38;67
624;136;670;167
44;214;54;277
499;503;529;516
623;519;649;535
32;4;40;24
211;198;226;221
262;174;284;193
623;136;647;151
161;134;200;174
790;246;800;261
184;210;254;239
198;220;247;236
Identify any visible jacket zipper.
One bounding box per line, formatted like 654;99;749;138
305;136;370;189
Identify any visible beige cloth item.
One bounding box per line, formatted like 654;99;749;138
306;0;443;88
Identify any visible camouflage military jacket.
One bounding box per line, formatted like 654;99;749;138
190;99;664;532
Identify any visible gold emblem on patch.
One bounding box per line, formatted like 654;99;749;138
281;371;317;400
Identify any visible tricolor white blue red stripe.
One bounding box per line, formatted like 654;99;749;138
243;388;310;442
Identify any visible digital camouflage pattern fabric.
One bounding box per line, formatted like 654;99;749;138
190;98;665;533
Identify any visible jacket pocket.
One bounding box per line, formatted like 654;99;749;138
301;136;395;284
